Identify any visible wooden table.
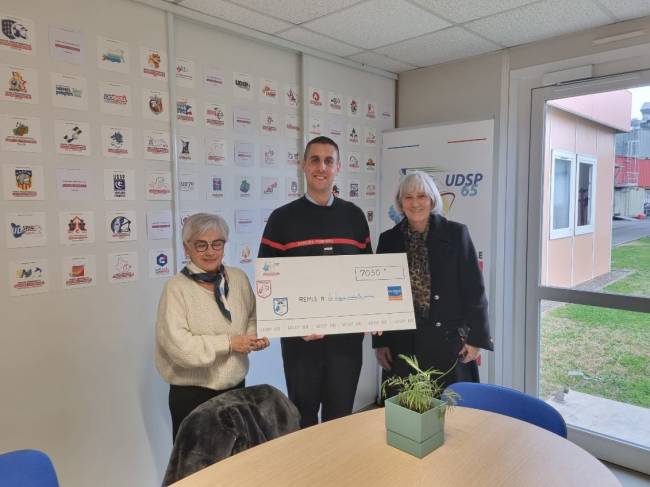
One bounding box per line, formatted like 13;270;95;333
172;407;621;487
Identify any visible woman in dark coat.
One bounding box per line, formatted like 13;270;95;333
373;171;493;390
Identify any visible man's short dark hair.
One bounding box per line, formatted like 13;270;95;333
304;136;339;161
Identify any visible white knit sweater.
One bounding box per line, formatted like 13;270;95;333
155;264;257;390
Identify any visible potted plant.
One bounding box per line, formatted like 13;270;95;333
382;354;459;458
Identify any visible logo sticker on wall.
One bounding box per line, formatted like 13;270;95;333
59;211;95;244
206;138;227;165
62;255;96;289
233;72;253;98
106;211;136;242
328;92;342;113
0;14;35;54
309;117;322;136
366;101;377;119
3;164;44;200
176;97;196;125
10;259;48;296
1;64;38;103
285;114;300;137
6;211;47;248
285;84;298;107
234;141;254;167
142;88;169;121
108;251;138;283
146;171;172;200
365;154;376;172
209;176;224;199
205;102;226;128
141;46;167;80
347;152;360;172
97;36;129;73
309;87;323;109
237;175;253;199
286;144;299;166
1;115;41;152
347;125;359;145
143;130;170;161
175;58;195;88
101;125;132;158
55;120;90;155
177;135;197;162
261;143;279;167
261;177;279;199
104;169;135;201
365;127;377;146
348;96;360;117
99;81;131;116
260;78;278;104
260;111;279;134
150;249;173;279
179;173;199;201
52;72;87;110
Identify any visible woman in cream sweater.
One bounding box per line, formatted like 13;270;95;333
155;213;269;441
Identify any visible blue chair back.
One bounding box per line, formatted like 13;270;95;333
445;382;567;437
0;449;59;487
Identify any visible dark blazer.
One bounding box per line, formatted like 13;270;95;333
373;214;493;385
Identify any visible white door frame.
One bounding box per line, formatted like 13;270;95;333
509;52;650;472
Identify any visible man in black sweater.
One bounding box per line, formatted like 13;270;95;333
258;136;371;428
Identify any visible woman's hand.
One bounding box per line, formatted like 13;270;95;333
302;334;324;341
458;344;480;363
375;347;392;370
252;337;270;351
230;335;261;353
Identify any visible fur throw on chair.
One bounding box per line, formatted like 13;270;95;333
163;384;300;485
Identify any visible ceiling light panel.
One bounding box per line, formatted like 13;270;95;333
181;0;292;33
278;27;363;56
227;0;364;24
466;0;612;47
377;27;501;66
348;50;418;72
302;0;450;50
594;0;650;22
412;0;539;23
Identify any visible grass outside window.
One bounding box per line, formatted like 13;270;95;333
540;238;650;408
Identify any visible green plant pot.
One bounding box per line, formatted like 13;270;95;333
384;395;445;458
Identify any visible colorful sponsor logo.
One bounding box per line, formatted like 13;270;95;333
387;286;403;301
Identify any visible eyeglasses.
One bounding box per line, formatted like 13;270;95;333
192;239;226;252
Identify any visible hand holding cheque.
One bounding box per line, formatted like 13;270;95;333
254;254;417;338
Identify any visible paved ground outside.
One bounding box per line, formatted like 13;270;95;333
612;219;650;245
548;389;650;450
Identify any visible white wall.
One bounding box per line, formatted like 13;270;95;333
0;2;395;486
0;2;171;486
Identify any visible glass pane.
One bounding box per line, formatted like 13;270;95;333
540;300;650;449
553;158;571;230
542;89;650;298
577;163;592;227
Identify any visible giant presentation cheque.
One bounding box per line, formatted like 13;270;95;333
254;253;416;338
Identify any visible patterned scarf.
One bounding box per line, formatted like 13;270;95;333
181;262;231;322
403;221;431;317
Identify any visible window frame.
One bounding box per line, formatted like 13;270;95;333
549;149;577;240
574;155;597;236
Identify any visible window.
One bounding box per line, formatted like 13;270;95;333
549;150;597;239
550;150;576;239
575;155;596;235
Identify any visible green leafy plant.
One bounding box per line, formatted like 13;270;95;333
381;354;459;414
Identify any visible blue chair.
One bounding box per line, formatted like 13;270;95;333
0;449;59;487
445;382;567;438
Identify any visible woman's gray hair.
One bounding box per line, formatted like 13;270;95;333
182;212;229;244
395;171;443;215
